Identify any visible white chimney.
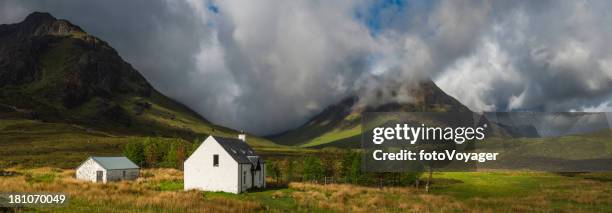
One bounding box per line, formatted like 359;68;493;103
238;132;246;142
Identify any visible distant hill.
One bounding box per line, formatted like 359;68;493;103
269;80;474;148
0;12;278;148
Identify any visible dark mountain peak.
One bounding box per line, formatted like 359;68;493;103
12;12;84;37
0;11;153;120
23;12;56;23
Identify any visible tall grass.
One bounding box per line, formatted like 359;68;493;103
288;182;466;212
1;168;611;212
0;168;261;212
287;172;612;213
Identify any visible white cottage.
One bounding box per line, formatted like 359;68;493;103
76;156;140;183
184;135;265;193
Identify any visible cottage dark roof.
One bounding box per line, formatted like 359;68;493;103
213;136;263;165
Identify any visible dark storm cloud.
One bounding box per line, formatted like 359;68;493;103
2;0;612;134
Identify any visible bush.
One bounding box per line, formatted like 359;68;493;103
123;137;189;169
167;140;187;169
302;156;324;181
123;140;145;167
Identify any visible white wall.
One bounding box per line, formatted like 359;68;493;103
184;137;240;193
76;158;106;183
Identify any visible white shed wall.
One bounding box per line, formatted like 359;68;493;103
76;158;106;183
106;169;139;182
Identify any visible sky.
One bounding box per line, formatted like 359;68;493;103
1;0;612;135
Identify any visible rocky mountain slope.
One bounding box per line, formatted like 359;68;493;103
0;12;277;147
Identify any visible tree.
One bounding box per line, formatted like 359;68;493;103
340;152;359;182
400;172;419;186
188;138;203;156
284;160;295;183
176;143;186;170
161;142;178;168
267;161;281;184
302;156;324;182
123;141;145;167
349;153;362;184
144;138;160;167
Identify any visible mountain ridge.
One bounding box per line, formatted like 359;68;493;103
0;12;278;147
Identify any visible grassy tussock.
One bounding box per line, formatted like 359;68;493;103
288;174;612;213
2;168;611;212
1;168;261;212
288;182;466;212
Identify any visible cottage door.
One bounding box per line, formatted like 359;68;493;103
96;171;103;182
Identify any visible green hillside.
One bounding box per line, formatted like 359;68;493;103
270;81;472;148
471;129;612;172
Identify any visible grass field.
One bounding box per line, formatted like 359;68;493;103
1;168;611;212
0;118;298;168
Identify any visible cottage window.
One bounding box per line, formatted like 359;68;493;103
122;170;126;178
213;154;219;167
243;171;246;184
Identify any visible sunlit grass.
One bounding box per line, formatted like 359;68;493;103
301;125;361;148
1;168;611;212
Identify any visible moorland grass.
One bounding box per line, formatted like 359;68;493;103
1;168;611;212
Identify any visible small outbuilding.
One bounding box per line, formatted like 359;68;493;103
76;156;140;183
184;134;265;193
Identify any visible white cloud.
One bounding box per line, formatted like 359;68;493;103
436;38;520;111
436;0;612;112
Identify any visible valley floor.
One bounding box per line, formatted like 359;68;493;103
0;168;611;212
0;118;301;169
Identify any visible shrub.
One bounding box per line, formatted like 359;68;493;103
302;156;324;181
123;140;145;167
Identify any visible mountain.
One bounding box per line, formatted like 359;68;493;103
0;12;277;147
269;80;474;148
